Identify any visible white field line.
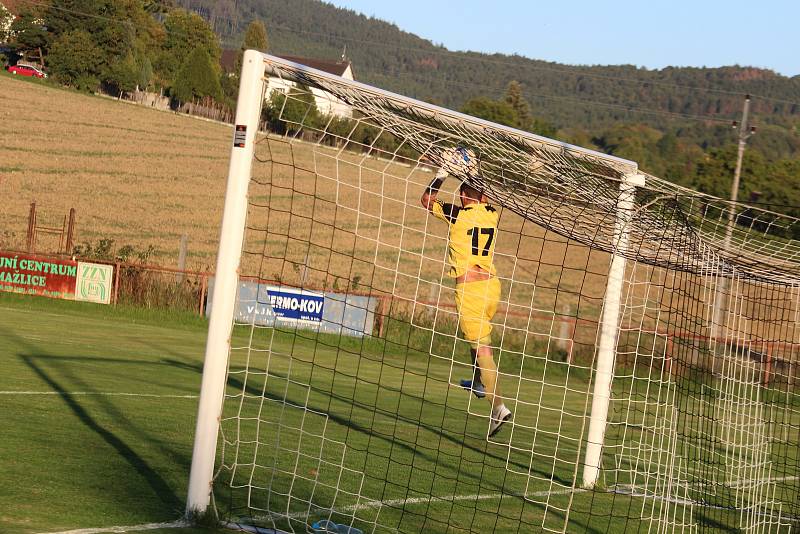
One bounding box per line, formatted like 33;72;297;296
610;486;800;523
614;474;799;492
33;478;800;534
40;519;188;534
248;487;586;522
246;475;800;525
0;391;197;398
728;475;799;489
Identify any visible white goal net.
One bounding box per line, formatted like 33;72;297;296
186;51;800;533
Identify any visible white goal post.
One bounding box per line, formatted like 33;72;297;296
185;49;800;532
186;50;265;513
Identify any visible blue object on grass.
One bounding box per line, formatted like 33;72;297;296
311;519;364;534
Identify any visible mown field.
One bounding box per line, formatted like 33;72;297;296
0;71;608;293
2;291;796;534
0;292;224;534
1;73;232;269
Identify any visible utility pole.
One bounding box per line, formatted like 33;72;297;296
727;95;755;217
710;95;756;367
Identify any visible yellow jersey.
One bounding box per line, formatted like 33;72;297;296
431;200;498;278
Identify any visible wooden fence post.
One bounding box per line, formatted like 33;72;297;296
177;234;188;282
26;202;36;253
375;296;388;338
666;336;673;377
66;208;76;254
113;261;121;305
199;275;208;316
763;342;772;387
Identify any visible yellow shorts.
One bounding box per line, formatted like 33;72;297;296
454;277;501;346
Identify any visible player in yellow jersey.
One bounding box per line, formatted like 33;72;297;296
420;149;512;437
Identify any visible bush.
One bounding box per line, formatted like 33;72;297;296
47;30;102;89
115;266;203;312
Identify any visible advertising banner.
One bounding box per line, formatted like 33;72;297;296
0;252;78;299
206;279;379;337
0;252;114;305
259;285;325;323
75;262;114;304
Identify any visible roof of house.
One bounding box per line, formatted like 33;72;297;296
219;49;353;78
276;55;351;77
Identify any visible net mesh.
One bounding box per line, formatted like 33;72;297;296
211;55;800;533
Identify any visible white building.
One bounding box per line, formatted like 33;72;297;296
266;55;354;119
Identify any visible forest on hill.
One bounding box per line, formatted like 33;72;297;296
175;0;800;127
174;0;800;221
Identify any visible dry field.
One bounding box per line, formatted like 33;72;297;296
1;75;232;269
0;75;592;282
0;74;607;313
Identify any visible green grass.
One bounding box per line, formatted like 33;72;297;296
1;293;797;533
0;292;216;534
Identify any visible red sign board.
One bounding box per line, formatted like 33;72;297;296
0;252;79;299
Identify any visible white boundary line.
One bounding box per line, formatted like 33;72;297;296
0;391;197;398
40;519;188;534
33;480;800;534
245;487;585;522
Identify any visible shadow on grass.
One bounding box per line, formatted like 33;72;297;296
19;352;184;511
3;320;187;515
162;355;576;491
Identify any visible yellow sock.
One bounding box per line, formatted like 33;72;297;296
476;351;503;411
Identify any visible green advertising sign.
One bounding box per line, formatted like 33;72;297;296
75;262;114;304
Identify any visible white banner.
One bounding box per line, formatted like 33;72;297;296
75;262;114;304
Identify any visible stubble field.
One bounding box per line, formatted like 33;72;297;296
1;74;232;268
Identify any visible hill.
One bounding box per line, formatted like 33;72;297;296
173;0;800;216
176;0;800;134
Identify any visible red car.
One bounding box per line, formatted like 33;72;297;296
7;64;47;78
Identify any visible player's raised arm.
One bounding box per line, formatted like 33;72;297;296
421;168;448;211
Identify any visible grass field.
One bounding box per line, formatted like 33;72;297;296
0;292;224;534
0;291;639;533
3;291;797;533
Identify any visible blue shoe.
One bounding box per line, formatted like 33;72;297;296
312;519;363;534
460;379;486;398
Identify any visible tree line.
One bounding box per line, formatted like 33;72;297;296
1;0;268;109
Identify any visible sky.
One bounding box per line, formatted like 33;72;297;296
327;0;799;77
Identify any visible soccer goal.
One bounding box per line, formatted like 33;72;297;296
186;50;800;533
